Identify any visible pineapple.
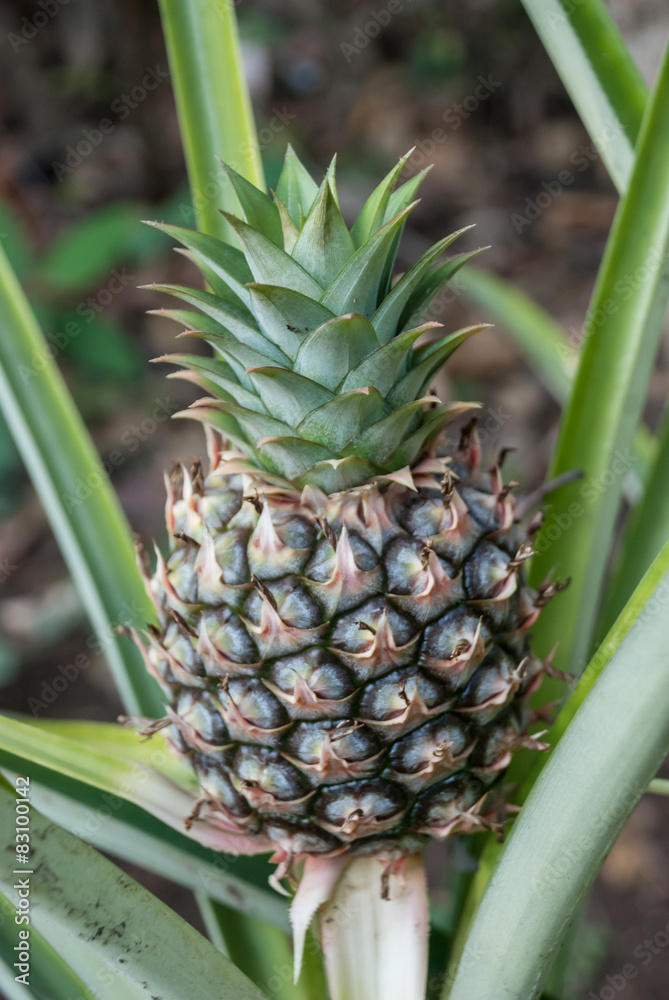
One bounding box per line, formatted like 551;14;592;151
133;148;560;869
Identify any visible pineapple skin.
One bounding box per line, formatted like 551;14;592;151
135;430;555;859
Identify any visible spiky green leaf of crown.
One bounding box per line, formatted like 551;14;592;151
148;148;486;492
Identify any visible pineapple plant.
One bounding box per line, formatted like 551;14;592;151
3;0;669;995
129;148;563;891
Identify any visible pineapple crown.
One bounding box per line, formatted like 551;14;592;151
147;147;486;494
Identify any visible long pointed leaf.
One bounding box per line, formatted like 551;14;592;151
600;401;669;634
224;213;324;298
294;314;380;390
529;42;669;675
350;150;413;247
291;178;355;287
0;246;161;717
298;388;387;452
371;229;473;344
321;205;417;317
519;0;648;194
276;146;320;226
0;720;287;928
248;283;335;361
147;222;253;303
445;540;669;1000
157;0;263;241
220;161;283;247
0;785;270;1000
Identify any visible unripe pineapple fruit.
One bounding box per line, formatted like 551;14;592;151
133;148;561;866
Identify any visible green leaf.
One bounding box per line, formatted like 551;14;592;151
276;145;320;227
341;324;437;395
40;204;138;292
599;401;669;634
298;388;387;452
176;247;246;306
0;887;98;1000
24;717;195;785
0;245;161;717
372;229;473;344
150;306;228;335
350;150;413;248
0;203;32;279
401;248;486;329
377;166;434;298
157;0;264;241
444;540;669;1000
453;267;574;401
294;314;380;390
201;901;322;1000
519;0;648;194
0;721;288;930
154;354;264;411
189;400;291;446
383;166;432;223
224;212;324;298
258;437;334;478
0;785;270;1000
321;204;417;318
180;328;278;372
529;43;669;676
388;326;487;407
220;161;283;247
297;456;379;493
452;265;655;487
146;221;253;303
248;283;335;361
0;715;197;824
344;398;433;463
151;284;289;364
177;403;254;455
291;179;355;287
274;196;301;253
216;401;293;442
387;404;474;469
247;367;333;426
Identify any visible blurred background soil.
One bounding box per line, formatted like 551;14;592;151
1;1;669;996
